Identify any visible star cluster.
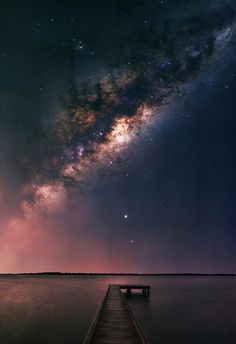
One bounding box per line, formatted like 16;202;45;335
0;0;236;273
20;2;236;218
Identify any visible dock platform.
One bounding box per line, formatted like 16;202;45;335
119;284;150;297
83;284;150;344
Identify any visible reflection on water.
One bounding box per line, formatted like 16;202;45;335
0;276;235;344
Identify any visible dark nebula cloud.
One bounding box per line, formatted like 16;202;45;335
0;0;235;272
1;1;235;187
34;1;236;188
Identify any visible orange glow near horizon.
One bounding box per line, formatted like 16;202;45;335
0;212;160;274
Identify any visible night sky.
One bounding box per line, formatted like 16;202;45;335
0;0;236;273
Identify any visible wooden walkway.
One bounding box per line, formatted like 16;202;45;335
83;285;149;344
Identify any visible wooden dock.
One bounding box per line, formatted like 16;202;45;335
83;284;150;344
119;284;150;297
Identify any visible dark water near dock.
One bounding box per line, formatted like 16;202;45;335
0;275;235;344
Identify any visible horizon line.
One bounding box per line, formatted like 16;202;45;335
0;272;235;276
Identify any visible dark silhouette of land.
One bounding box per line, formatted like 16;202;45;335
0;272;235;276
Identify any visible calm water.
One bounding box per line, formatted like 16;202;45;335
0;276;235;344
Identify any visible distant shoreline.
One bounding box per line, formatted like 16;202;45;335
0;272;235;276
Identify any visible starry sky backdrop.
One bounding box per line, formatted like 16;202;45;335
0;0;235;273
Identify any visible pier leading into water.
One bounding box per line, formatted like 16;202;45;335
84;284;150;344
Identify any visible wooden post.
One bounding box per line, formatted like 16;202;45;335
142;287;150;297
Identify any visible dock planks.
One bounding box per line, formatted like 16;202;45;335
84;285;149;344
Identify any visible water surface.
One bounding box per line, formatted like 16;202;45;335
0;275;235;344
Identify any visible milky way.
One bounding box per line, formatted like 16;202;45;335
1;0;236;273
21;1;236;218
